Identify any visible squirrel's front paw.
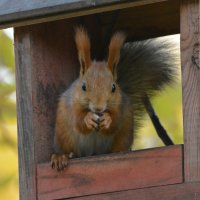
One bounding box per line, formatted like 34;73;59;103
51;153;72;171
100;113;112;130
84;112;99;130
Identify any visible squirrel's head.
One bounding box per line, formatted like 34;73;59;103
74;27;125;114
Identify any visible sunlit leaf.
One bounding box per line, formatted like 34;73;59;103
0;31;15;70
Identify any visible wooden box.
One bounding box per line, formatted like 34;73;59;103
0;0;199;199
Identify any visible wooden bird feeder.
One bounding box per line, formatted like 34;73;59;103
0;0;199;199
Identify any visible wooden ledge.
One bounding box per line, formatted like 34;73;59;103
37;145;183;200
72;182;200;200
0;0;174;29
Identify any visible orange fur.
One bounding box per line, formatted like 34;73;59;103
108;32;126;78
55;99;78;155
73;103;97;135
51;28;133;171
111;103;133;152
75;27;91;76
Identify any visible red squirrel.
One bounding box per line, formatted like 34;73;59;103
51;27;176;170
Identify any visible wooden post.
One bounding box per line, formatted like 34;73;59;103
180;0;200;182
14;19;80;200
15;27;36;200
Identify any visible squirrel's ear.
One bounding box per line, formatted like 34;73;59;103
107;32;125;79
75;27;91;76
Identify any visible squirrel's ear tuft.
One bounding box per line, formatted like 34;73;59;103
75;27;91;76
108;32;126;79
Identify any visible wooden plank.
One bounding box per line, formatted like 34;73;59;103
180;0;200;182
1;0;180;41
72;183;200;200
0;0;168;29
100;0;180;41
37;145;183;200
14;19;81;200
25;20;80;163
15;26;37;200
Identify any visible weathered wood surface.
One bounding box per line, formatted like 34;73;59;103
37;145;183;200
100;0;180;41
15;26;36;200
0;0;177;31
14;19;80;200
180;0;200;182
71;183;200;200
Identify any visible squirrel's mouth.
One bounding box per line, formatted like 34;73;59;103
88;102;107;114
88;108;110;116
95;112;103;117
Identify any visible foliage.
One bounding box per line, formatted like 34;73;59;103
134;82;183;150
0;30;19;200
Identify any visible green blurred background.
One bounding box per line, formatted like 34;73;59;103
0;29;18;199
0;29;183;199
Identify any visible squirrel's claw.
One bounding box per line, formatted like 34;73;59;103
99;113;112;130
84;112;99;130
51;154;69;171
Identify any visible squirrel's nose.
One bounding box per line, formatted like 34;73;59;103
94;108;104;116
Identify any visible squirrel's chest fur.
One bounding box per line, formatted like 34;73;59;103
73;131;114;157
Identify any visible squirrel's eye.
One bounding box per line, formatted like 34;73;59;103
112;84;116;93
82;83;87;91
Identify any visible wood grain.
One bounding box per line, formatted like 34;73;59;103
71;183;200;200
14;19;80;199
100;0;180;42
1;0;172;30
28;20;80;163
15;27;37;200
37;145;183;200
180;0;200;182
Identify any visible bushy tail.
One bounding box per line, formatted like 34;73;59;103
117;36;179;130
